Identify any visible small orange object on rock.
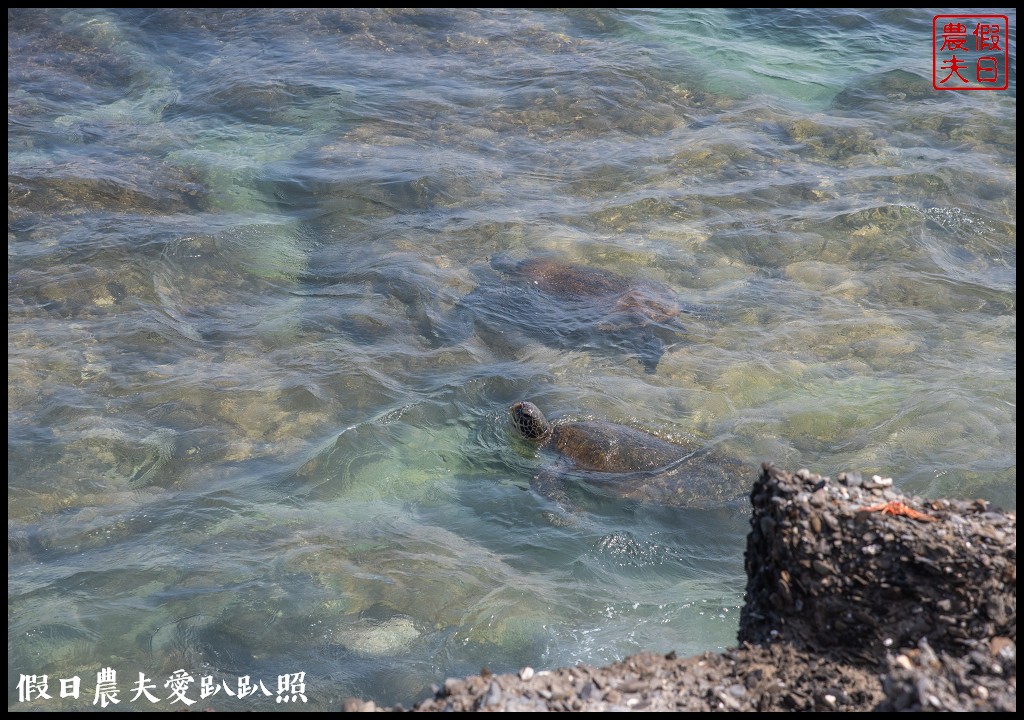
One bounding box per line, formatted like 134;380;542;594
859;500;938;523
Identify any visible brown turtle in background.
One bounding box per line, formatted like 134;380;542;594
509;400;746;514
434;255;712;374
503;256;686;329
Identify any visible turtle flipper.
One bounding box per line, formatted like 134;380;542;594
530;461;582;525
531;466;571;508
625;328;666;375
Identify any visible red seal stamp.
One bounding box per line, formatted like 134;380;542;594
933;15;1009;90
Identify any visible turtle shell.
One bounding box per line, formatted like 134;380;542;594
510;401;746;514
439;256;707;373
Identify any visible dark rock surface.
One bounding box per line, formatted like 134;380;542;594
344;464;1016;712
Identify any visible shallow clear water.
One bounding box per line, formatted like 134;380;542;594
8;8;1016;711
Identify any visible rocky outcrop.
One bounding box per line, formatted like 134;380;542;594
346;464;1016;712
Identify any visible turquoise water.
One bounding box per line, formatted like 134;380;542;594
8;8;1016;711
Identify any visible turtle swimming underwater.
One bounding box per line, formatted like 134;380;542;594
509;400;747;514
433;255;711;374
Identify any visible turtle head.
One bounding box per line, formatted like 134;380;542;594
510;401;552;442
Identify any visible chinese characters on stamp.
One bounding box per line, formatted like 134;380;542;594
933;14;1009;90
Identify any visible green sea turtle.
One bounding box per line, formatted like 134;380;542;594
509;400;747;514
435;255;711;374
505;255;689;326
